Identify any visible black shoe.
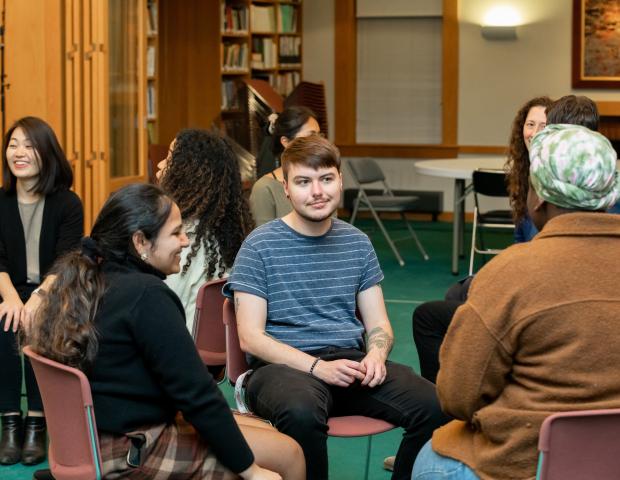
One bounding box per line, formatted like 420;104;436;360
21;416;47;466
33;469;55;480
0;413;23;465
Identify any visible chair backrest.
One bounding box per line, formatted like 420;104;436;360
537;409;620;480
222;298;250;384
193;278;228;366
147;143;169;184
472;169;509;198
23;346;103;480
347;158;386;185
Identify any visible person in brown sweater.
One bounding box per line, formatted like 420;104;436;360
412;124;620;480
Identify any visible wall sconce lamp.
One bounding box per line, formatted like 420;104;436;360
481;6;521;40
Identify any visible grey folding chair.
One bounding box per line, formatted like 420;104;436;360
468;169;514;275
347;157;429;266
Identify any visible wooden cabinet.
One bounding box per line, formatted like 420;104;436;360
3;0;149;229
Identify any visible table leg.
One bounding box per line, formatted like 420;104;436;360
452;179;465;275
459;188;466;258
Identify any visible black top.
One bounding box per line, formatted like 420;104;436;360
0;188;84;300
90;256;254;474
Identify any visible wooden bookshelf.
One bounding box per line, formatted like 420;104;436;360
146;0;159;144
218;0;302;151
157;0;302;146
221;0;303;108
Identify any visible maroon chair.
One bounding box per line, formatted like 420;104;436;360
536;408;620;480
23;346;103;480
192;278;228;370
222;298;396;480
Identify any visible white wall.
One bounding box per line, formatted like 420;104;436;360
302;0;620;211
302;0;335;139
459;0;620;146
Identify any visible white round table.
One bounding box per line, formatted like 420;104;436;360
414;157;507;275
415;157;620;275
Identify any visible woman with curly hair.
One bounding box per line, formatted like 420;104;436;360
157;129;254;333
504;96;553;242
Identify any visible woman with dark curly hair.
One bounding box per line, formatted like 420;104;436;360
504;96;553;241
157;129;254;333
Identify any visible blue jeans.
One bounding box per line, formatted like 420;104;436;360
412;440;480;479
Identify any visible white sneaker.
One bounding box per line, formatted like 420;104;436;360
383;455;395;471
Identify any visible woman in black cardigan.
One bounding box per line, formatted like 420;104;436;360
27;184;303;479
0;117;83;465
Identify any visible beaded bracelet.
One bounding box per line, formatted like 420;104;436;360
309;358;320;376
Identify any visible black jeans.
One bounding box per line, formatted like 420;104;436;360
246;348;450;480
0;316;43;412
412;301;463;384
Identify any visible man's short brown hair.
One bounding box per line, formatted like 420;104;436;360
281;135;340;180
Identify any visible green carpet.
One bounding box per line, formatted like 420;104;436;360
1;219;512;480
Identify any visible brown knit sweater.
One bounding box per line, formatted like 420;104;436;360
433;212;620;480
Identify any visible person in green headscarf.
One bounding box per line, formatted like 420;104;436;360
527;123;620;229
412;124;620;480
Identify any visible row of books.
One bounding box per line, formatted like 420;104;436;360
250;4;299;33
278;36;301;65
250;5;276;32
147;84;156;118
222;42;249;71
221;3;248;33
147;0;158;35
251;38;277;69
278;4;298;33
253;71;301;96
221;80;242;111
147;45;156;77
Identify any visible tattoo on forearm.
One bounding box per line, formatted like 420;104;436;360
262;331;283;345
367;327;393;353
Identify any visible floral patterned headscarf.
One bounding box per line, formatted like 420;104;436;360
529;124;620;210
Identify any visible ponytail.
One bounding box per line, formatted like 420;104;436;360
26;183;173;372
27;238;105;372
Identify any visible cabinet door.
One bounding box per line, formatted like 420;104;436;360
108;0;147;191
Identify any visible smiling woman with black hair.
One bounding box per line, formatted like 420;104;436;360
0;116;83;466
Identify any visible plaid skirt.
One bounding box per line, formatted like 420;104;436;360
99;413;238;479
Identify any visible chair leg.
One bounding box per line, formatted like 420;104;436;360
364;435;372;480
468;207;479;276
350;195;361;225
369;207;405;266
401;213;429;261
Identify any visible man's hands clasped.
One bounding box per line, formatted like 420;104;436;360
311;354;387;388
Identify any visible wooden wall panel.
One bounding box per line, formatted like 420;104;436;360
4;0;63;136
442;0;458;146
334;0;356;145
158;0;221;144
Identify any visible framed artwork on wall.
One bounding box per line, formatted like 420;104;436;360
572;0;620;88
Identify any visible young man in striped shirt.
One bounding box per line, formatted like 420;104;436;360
225;135;449;480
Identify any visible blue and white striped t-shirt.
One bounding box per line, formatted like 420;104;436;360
224;218;384;352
